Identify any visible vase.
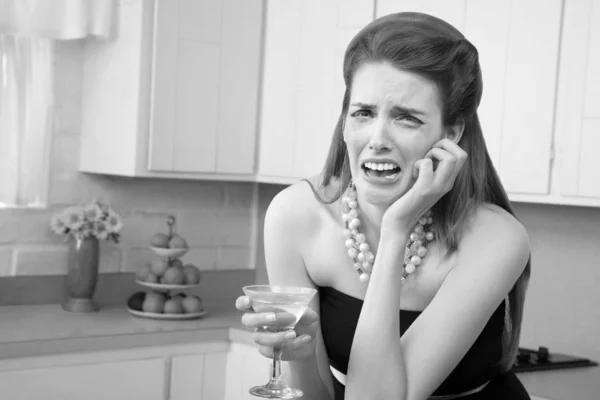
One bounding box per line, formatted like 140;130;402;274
62;236;100;312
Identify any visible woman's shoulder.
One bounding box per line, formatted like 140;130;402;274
265;174;341;234
458;202;530;263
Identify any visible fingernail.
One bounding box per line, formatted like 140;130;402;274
265;313;276;322
285;331;296;340
243;297;250;306
301;335;312;343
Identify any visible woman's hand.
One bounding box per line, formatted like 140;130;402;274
235;295;319;362
382;138;468;236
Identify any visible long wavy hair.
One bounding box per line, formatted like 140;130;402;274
316;12;531;372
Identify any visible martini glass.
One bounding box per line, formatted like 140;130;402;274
243;285;317;399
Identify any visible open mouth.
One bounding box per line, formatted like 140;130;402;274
361;161;401;180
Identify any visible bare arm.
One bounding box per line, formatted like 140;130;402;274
346;207;530;400
263;184;335;400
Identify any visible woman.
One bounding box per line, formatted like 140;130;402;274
236;11;531;400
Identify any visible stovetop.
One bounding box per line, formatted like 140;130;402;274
511;346;598;373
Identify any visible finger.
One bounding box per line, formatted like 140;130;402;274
241;311;297;329
284;334;313;350
425;147;464;188
258;345;274;359
412;158;434;188
253;329;297;347
432;139;468;163
297;308;319;326
235;296;252;311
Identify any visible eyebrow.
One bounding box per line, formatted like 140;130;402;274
349;102;428;116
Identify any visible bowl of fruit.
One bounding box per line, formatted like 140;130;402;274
127;291;206;320
149;215;189;258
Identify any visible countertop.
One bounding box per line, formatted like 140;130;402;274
1;303;597;400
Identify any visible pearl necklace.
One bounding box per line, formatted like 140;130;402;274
341;182;435;284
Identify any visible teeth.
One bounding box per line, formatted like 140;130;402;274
384;173;398;180
364;162;399;171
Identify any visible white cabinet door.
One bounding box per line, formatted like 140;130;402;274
149;0;263;174
258;0;374;183
224;343;272;400
376;0;562;196
554;0;600;199
0;358;165;400
170;352;227;400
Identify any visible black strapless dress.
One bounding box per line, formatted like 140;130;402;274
318;286;531;399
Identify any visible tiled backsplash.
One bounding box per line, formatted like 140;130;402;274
0;41;256;278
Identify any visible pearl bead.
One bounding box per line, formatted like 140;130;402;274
425;232;434;241
342;213;351;222
411;255;422;265
348;248;358;258
425;210;432;218
342;196;349;204
414;225;424;234
417;246;427;257
343;229;353;239
348;190;357;200
427;217;433;224
405;263;416;274
349;218;361;229
357;252;365;262
362;261;372;271
342;202;351;213
410;233;419;241
348;200;358;209
366;251;375;262
359;243;370;253
414;240;423;248
419;217;427;225
345;239;355;248
355;233;366;244
349;209;358;218
353;262;362;271
352;229;359;235
359;273;370;283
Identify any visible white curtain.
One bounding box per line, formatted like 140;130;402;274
0;0;116;207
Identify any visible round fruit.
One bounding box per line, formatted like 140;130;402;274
150;258;169;277
172;293;187;301
135;265;151;281
164;298;184;314
150;233;170;248
127;291;146;311
145;273;159;283
170;259;184;269
169;235;188;249
162;266;186;285
183;264;201;284
181;295;203;313
142;292;166;313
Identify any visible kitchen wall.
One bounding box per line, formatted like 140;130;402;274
0;40;256;304
255;188;600;367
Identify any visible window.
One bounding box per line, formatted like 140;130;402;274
0;35;53;208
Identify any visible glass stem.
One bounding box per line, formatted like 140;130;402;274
266;344;288;390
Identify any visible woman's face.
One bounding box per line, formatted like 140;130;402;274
344;61;449;206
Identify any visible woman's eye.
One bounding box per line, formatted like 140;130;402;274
351;110;372;119
397;114;422;126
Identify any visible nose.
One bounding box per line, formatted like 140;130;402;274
368;119;392;152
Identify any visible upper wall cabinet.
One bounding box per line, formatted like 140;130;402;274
80;0;263;180
377;0;563;198
551;0;600;205
256;0;375;184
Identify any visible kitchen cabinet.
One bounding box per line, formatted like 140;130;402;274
0;342;228;400
256;0;375;184
376;0;562;197
79;0;263;180
550;0;600;206
224;342;272;400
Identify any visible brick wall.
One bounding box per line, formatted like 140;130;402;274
0;41;256;278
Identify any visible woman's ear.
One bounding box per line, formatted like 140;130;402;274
446;118;465;143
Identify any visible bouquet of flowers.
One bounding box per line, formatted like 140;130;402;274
49;201;124;243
